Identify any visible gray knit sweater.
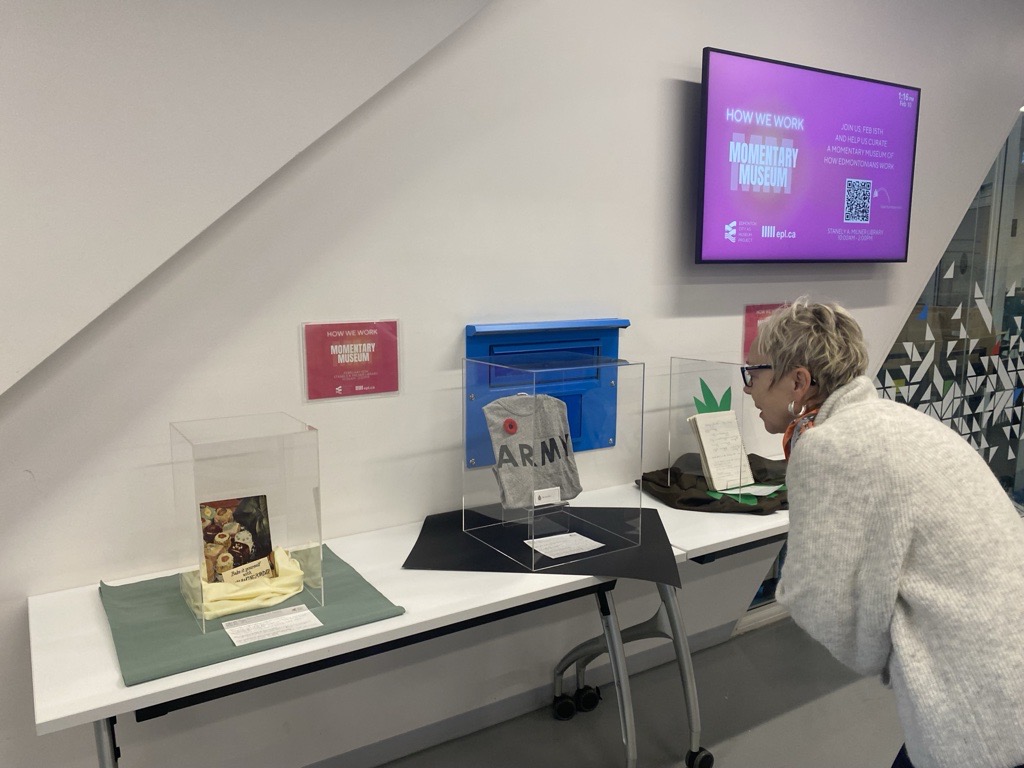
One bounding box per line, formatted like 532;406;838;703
778;376;1024;768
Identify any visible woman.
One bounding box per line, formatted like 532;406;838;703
744;298;1024;768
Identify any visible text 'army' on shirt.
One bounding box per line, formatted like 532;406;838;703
496;434;572;468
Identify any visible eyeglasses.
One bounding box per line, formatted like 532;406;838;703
740;364;818;387
740;364;773;387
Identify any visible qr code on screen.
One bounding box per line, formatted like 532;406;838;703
844;178;872;223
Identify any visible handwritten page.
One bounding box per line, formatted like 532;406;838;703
687;411;755;491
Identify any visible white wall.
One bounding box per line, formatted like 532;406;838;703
3;2;1024;766
0;0;488;396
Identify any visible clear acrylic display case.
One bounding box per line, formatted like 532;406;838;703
463;352;643;571
668;358;757;492
171;412;324;632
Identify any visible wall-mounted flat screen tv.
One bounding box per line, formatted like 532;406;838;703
696;48;921;263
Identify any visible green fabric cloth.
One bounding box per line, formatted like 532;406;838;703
98;545;405;686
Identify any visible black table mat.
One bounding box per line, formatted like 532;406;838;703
403;507;681;588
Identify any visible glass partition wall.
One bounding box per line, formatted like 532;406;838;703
877;112;1024;510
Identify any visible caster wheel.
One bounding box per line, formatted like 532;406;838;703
552;694;576;721
573;685;601;712
685;748;714;768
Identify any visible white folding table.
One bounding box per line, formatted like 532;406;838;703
29;487;788;768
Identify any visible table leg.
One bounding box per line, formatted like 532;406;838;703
93;717;119;768
596;589;637;768
657;582;703;754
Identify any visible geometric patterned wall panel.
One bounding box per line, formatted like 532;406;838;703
876;277;1024;490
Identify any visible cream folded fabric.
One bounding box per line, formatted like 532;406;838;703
183;547;304;620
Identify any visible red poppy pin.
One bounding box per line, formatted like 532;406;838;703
503;418;518;435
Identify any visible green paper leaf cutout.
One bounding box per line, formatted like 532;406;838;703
706;490;757;505
694;378;732;413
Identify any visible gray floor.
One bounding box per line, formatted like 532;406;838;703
374;617;904;768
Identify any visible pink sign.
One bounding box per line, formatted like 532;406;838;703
304;320;398;400
743;303;786;359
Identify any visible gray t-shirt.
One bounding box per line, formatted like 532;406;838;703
482;394;582;509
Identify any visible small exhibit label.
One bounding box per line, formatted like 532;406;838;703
526;532;605;560
222;605;323;646
533;487;562;506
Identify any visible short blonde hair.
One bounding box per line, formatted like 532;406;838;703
755;297;869;398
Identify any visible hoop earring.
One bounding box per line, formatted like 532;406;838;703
788;401;806;418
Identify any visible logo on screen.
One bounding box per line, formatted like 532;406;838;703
729;133;797;194
724;221;737;242
762;225;796;239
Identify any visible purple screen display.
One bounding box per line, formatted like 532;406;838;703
697;49;920;263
